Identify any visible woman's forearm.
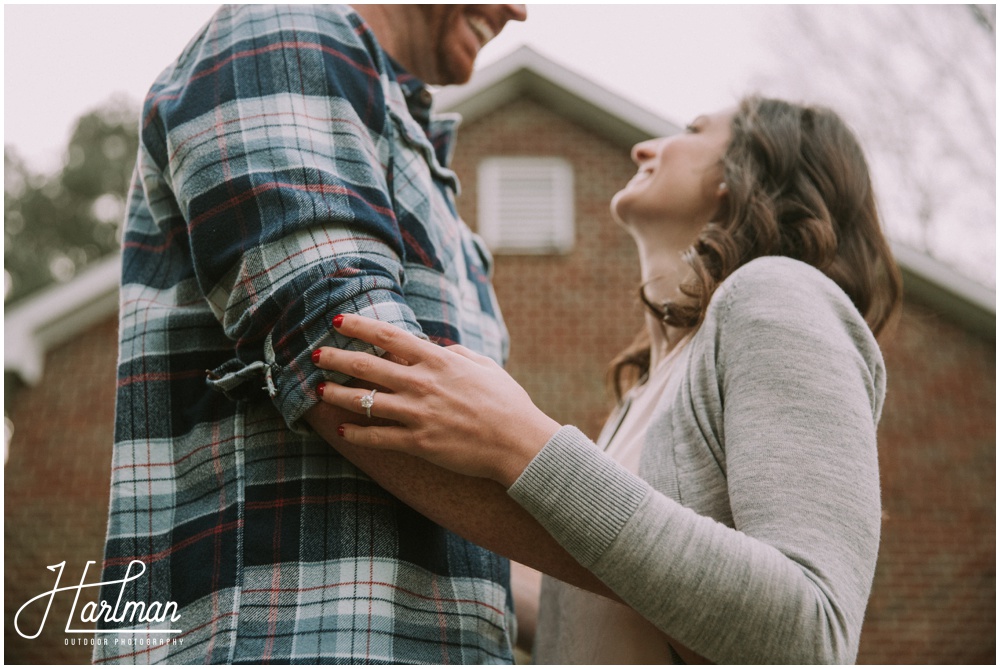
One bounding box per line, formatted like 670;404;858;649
507;427;873;664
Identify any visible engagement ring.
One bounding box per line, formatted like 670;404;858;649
360;389;378;419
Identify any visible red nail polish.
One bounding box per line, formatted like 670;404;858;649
332;314;345;328
337;425;345;437
311;349;321;364
316;382;326;397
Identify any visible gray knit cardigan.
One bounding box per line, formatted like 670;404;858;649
509;256;885;664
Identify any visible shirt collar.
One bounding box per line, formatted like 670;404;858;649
385;55;434;125
385;55;460;169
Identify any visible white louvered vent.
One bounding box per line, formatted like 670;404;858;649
477;157;574;254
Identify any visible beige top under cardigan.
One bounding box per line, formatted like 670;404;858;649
537;339;692;664
515;257;885;664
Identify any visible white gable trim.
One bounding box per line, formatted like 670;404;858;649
4;254;120;386
892;243;995;339
435;45;681;147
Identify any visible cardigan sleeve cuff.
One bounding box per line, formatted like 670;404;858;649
507;425;651;568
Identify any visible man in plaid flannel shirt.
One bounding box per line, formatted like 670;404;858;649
96;5;528;663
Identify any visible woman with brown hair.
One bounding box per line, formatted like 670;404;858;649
311;96;902;663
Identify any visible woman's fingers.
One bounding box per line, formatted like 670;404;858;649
314;346;410;390
333;314;441;365
317;381;408;423
446;344;501;368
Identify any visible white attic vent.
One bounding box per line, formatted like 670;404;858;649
477;157;574;254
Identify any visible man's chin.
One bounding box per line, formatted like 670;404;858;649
431;45;477;86
431;66;473;86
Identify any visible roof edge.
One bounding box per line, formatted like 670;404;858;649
4;254;121;385
435;45;680;147
893;243;995;340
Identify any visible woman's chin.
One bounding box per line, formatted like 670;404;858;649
610;191;630;228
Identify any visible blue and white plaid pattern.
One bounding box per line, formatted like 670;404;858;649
95;5;513;663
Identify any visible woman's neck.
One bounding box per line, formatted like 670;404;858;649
635;237;693;369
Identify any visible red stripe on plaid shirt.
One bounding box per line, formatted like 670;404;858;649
122;223;187;254
111;435;236;472
233;236;389;301
400;229;437;268
117;369;206;388
188;181;395;231
103;519;244;568
145;40;381;129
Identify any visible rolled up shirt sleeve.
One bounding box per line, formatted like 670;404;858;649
139;7;421;430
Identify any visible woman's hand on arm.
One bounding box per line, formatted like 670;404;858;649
304;346;709;664
312;313;562;487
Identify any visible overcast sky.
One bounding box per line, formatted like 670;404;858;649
4;4;778;172
3;4;994;288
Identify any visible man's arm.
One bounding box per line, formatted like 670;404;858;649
305;402;613;597
145;6;427;431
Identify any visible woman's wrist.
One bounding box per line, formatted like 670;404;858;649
497;413;562;488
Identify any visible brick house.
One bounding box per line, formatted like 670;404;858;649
5;47;994;663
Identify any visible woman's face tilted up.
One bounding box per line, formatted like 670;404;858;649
611;108;735;245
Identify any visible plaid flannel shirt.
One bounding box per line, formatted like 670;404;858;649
95;5;513;664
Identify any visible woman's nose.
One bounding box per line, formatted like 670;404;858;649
631;138;660;164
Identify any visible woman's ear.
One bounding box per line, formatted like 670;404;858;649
718;182;728;195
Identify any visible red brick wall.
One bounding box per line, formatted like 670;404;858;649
861;306;995;663
4;96;994;664
451;97;645;437
5;318;118;664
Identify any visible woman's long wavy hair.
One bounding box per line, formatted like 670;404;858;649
609;96;903;401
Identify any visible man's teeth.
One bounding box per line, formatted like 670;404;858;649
467;16;496;46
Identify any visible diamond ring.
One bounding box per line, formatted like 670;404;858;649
360;389;378;419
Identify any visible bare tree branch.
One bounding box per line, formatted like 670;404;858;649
968;4;996;34
758;5;995;287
